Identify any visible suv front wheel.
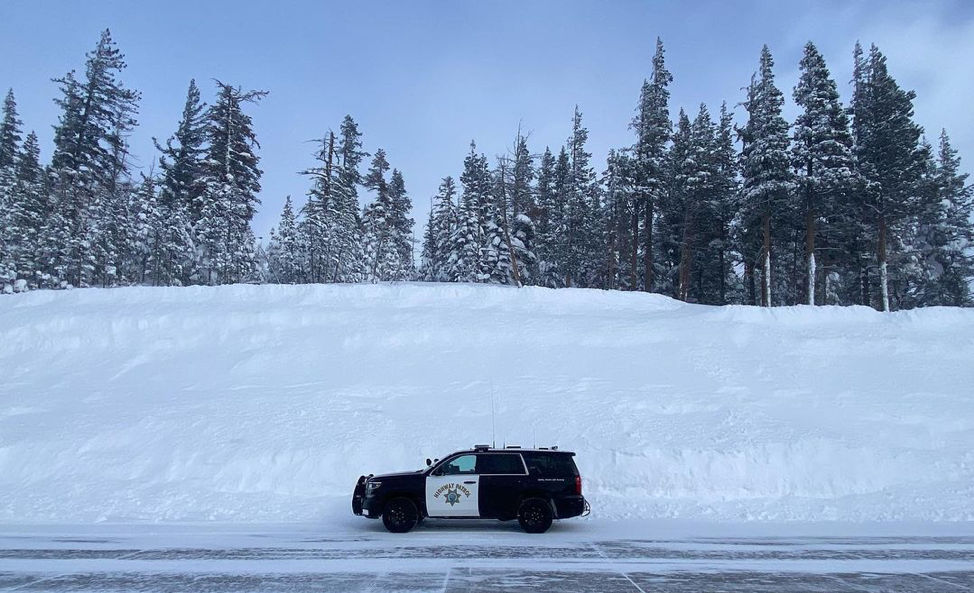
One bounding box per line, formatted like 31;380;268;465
382;497;419;533
517;498;553;533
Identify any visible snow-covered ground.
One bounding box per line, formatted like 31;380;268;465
1;283;973;525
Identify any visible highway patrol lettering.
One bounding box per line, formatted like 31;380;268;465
432;483;471;506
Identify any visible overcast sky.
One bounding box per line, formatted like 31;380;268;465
1;0;971;241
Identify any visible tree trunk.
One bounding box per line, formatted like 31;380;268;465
745;260;755;305
806;208;816;306
643;199;653;292
678;212;694;302
761;212;771;307
878;213;889;312
629;202;639;290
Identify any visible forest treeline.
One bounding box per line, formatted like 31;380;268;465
1;31;971;309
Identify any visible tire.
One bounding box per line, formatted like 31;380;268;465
382;497;419;533
517;498;553;534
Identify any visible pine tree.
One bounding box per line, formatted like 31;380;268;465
362;148;403;281
792;42;856;305
196;81;267;285
534;147;559;285
675;105;718;301
631;37;673;292
4;132;47;288
0;89;22;181
49;29;140;287
450;142;492;282
300;131;336;284
387;168;414;280
852;44;926;311
930;130;974;305
558;106;600;287
711;103;742;304
155;79;206;285
0;89;23;289
421;176;456;281
329;116;367;282
740;45;792;306
659;109;691;297
128;173;160;284
446;143;492;283
268;196;301;283
602;148;635;290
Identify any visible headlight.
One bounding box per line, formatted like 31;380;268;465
366;481;382;490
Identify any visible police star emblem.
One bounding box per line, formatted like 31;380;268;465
444;486;461;506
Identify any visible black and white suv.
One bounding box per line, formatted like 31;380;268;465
352;445;588;533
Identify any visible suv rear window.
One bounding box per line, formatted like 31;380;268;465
477;453;526;475
522;453;579;477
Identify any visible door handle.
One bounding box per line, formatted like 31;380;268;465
463;480;476;484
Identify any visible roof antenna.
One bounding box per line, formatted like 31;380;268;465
490;381;496;450
533;423;537;449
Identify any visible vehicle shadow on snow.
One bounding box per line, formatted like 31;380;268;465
357;518;590;536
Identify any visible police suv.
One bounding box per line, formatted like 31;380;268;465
352;445;588;533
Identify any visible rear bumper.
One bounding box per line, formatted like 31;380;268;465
554;495;587;519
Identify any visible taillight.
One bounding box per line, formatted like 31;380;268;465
575;475;582;495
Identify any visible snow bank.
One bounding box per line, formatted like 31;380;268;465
1;283;972;524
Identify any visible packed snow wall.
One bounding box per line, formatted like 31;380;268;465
1;283;972;523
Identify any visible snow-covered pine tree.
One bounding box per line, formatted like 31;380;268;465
480;157;510;284
328;115;367;283
851;44;926;311
300;131;336;284
4;132;47;289
559;106;600;288
421;176;457;281
126;173;160;284
268;196;301;283
447;142;489;282
631;37;673;292
711;103;742;304
0;89;21;184
445;201;480;283
505;128;536;284
446;143;492;283
792;42;856;305
927;130;973;305
48;29;140;288
387;169;414;280
362;149;402;281
602;148;635;290
677;104;719;302
740;45;792;307
196;81;266;285
154;79;206;285
510;128;535;221
533;147;560;285
657;110;690;296
0;89;23;290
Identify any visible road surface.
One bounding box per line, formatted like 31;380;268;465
2;521;973;592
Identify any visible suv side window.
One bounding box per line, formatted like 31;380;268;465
438;454;478;475
478;453;527;475
522;453;579;477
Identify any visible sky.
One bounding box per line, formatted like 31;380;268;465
1;0;972;243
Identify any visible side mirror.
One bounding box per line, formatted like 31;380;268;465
426;458;432;467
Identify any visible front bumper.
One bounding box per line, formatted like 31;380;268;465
351;475;368;516
352;475;382;518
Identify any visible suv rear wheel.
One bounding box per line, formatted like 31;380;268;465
517;498;553;533
382;497;419;533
